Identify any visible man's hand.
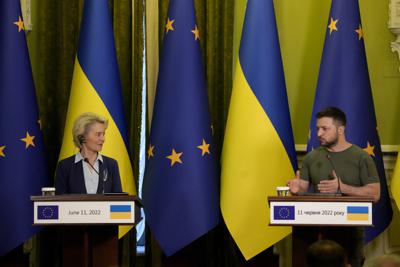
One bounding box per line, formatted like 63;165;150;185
287;170;309;194
318;170;340;194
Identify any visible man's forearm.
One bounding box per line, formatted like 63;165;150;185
340;182;380;202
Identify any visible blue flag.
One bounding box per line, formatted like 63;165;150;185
0;0;48;256
143;0;219;256
308;0;392;242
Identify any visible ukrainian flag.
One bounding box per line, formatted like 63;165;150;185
221;0;297;260
347;206;369;221
110;205;131;220
58;0;136;237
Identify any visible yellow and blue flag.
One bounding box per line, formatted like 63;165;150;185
143;0;219;256
347;206;369;221
221;0;297;260
0;0;48;256
58;0;136;237
110;205;131;220
307;0;392;242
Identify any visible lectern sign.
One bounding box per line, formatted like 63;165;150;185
33;201;136;224
31;195;141;225
268;196;373;226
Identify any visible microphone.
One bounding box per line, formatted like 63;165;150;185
326;154;342;196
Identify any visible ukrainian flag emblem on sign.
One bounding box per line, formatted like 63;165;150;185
110;205;131;219
347;206;369;221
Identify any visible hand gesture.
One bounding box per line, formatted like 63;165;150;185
317;170;339;193
287;170;302;194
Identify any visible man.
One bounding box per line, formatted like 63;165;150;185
287;107;381;267
287;107;380;201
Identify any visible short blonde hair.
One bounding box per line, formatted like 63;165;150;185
72;112;108;148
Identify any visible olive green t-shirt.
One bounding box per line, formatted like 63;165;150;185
301;145;379;193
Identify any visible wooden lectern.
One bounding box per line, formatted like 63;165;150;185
31;194;142;267
268;195;374;267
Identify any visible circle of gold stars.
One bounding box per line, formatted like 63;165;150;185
147;138;211;167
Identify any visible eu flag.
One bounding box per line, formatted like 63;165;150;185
0;0;48;256
308;0;392;242
274;206;295;220
221;0;297;259
37;206;59;220
143;0;219;256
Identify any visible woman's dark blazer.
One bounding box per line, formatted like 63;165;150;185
55;154;122;194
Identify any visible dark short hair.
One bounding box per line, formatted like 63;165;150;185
316;107;346;126
306;240;346;267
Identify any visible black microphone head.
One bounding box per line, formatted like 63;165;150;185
84;157;89;163
326;154;331;160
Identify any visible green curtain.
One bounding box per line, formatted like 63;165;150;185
24;0;145;266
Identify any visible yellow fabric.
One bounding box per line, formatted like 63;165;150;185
391;152;400;211
221;61;293;260
145;0;159;126
59;59;136;237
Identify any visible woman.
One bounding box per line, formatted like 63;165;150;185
55;112;122;194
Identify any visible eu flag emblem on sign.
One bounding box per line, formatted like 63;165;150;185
307;0;392;243
143;0;219;256
274;206;295;220
38;206;59;220
0;0;48;256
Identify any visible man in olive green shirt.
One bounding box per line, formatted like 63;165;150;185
287;107;380;201
287;107;380;267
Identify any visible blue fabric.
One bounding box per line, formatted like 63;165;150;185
308;0;392;243
143;0;219;256
0;0;48;256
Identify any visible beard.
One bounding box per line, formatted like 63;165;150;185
319;135;339;148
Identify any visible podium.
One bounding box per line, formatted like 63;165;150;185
31;194;142;267
268;195;374;267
